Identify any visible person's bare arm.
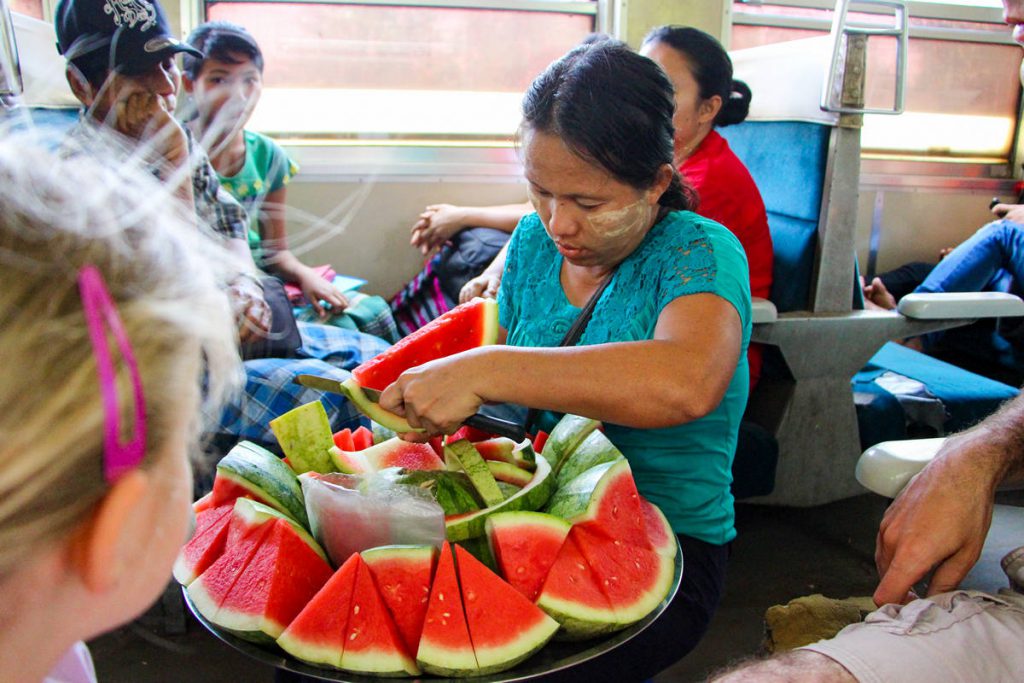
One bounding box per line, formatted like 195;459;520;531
991;203;1024;224
410;202;531;254
459;242;508;303
874;393;1024;606
258;187;347;317
379;293;742;435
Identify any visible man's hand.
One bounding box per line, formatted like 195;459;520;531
227;275;272;344
459;272;501;303
991;202;1024;225
114;91;189;170
301;274;349;319
410;204;467;255
873;429;1004;606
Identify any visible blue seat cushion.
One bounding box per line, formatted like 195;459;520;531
855;342;1019;437
720;121;831;312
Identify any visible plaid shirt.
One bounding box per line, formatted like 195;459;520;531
217;322;390;445
64;117;247;241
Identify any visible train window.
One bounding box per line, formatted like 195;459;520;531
11;0;42;19
732;1;1019;171
203;0;598;142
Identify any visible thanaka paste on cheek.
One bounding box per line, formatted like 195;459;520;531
587;200;651;239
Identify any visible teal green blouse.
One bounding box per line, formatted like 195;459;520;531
217;130;298;269
499;210;752;545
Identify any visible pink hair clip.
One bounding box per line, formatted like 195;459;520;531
77;265;147;483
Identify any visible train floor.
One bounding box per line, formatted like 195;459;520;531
86;493;915;683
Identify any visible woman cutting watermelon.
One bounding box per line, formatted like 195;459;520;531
380;36;752;679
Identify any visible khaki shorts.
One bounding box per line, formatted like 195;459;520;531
802;590;1024;683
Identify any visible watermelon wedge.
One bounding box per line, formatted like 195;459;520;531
212;441;309;528
486;461;534;487
571;524;674;628
417;544;479;676
211;517;334;643
446;456;555;542
474;437;537;472
544;458;652;550
278;552;361;669
187;503;279;630
555;430;624;487
362;544;438;656
173;503;234;586
353;298;498;392
541;414;601;474
535;532;620;640
269;401;338;475
532;430;549;454
341;557;421;676
332;428;356;452
333;437;445;475
641;496;677;559
485;511;571;601
453;544;559;674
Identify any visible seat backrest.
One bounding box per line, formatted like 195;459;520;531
719;121;831;313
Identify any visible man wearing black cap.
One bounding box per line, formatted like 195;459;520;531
55;0;271;341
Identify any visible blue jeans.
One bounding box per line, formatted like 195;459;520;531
915;219;1024;349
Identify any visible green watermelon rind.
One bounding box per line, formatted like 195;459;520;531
473;616;560;676
534;593;622;642
216;441;310;529
340;648;421;677
486;460;533;487
541;414;602;474
268;401;338;475
445;440;505;507
446;457;555;542
339;378;424;434
543;459;624;523
276;630;343;670
416;642;480;677
555;430;624;488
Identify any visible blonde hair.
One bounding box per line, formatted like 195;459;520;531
0;129;242;578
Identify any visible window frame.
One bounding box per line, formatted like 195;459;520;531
732;0;1023;181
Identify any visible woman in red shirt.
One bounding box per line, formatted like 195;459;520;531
642;26;773;386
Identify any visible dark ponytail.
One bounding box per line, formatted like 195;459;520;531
642;25;752;128
521;37;696;211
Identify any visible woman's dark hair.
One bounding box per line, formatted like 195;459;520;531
642;25;751;128
521;37;696;211
182;21;264;80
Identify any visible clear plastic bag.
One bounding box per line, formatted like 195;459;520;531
299;469;446;566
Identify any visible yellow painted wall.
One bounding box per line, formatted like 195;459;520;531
620;0;729;47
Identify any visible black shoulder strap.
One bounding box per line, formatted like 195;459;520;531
523;271;616;435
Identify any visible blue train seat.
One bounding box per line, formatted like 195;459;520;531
723;32;1022;506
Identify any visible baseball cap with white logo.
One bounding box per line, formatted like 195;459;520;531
55;0;202;76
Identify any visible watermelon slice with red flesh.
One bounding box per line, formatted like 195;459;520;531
352;426;374;450
544;458;652;551
485;511;571;602
417;543;479;676
333;428;355;452
535;532;620;641
339;556;421;676
278;552;361;669
330;437;445;474
571;523;674;628
362;544;438;656
173;504;234;586
453;544;559;674
640;496;677;559
532;431;549;454
187;510;276;628
352;298;498;392
449;424;495;443
210;518;334;643
208;475;274;511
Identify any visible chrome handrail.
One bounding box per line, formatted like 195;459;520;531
821;0;908;115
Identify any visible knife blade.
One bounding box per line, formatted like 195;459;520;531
294;374;526;441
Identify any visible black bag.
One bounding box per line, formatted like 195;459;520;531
240;276;302;360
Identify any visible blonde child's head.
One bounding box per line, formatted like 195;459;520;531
0;129;241;673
